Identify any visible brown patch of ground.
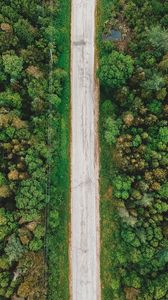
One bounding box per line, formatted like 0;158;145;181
124;287;140;300
103;186;112;200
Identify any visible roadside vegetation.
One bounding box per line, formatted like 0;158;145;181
0;0;70;299
98;0;168;299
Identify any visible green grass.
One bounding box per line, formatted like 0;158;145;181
47;1;71;299
97;0;119;299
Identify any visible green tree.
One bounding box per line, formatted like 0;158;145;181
0;90;22;109
146;25;168;53
29;239;43;251
143;74;165;92
113;175;132;200
0;209;16;242
15;179;46;210
153;274;168;299
159;182;168;199
5;234;24;263
148;100;162;115
123;271;142;289
0;271;10;296
14;18;34;45
159;127;168;144
2;54;23;79
0;256;10;271
97;51;134;88
132;134;142;148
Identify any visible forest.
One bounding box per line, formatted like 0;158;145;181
0;0;70;299
1;0;168;299
98;0;168;299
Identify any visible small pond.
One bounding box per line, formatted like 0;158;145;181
103;29;122;41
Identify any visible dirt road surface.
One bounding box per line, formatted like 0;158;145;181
70;0;100;299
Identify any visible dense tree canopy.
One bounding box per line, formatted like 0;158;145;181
0;0;68;298
99;0;168;299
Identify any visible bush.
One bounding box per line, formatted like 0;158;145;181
49;210;59;230
104;117;121;145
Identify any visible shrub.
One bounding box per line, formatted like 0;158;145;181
49;210;59;230
104;117;121;145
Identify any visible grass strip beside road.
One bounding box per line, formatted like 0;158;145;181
47;1;71;299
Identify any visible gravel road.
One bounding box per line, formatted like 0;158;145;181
70;0;100;299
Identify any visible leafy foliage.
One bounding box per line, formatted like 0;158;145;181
104;116;121;145
0;0;70;298
98;50;134;88
5;234;24;263
113;175;132;200
99;0;168;299
15;179;46;210
2;54;23;79
146;25;168;53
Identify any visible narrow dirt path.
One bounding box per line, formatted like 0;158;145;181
70;0;100;299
